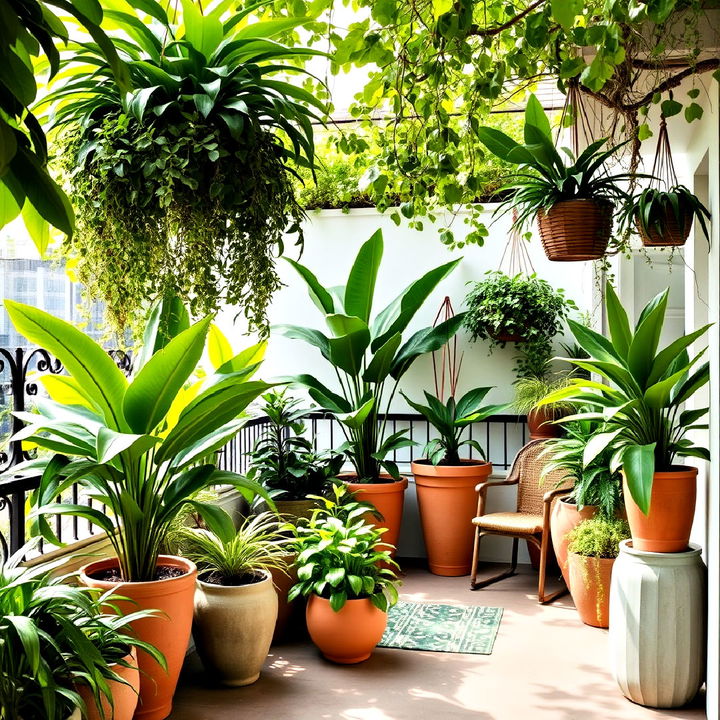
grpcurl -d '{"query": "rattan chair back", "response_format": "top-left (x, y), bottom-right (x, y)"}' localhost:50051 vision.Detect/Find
top-left (511, 440), bottom-right (572, 515)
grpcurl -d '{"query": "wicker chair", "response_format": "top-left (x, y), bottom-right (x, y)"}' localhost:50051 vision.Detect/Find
top-left (470, 439), bottom-right (572, 604)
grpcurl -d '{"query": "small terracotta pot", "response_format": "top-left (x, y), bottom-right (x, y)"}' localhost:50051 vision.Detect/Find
top-left (411, 460), bottom-right (492, 576)
top-left (567, 553), bottom-right (614, 628)
top-left (270, 554), bottom-right (300, 643)
top-left (306, 595), bottom-right (387, 664)
top-left (193, 569), bottom-right (278, 686)
top-left (623, 467), bottom-right (698, 552)
top-left (77, 650), bottom-right (140, 720)
top-left (80, 556), bottom-right (197, 720)
top-left (527, 407), bottom-right (562, 440)
top-left (343, 474), bottom-right (408, 558)
top-left (550, 498), bottom-right (599, 586)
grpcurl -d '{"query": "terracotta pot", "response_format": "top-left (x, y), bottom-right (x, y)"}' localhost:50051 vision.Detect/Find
top-left (77, 650), bottom-right (140, 720)
top-left (306, 595), bottom-right (387, 664)
top-left (411, 460), bottom-right (492, 576)
top-left (193, 569), bottom-right (277, 686)
top-left (80, 556), bottom-right (197, 720)
top-left (527, 407), bottom-right (562, 440)
top-left (550, 498), bottom-right (599, 586)
top-left (270, 554), bottom-right (300, 643)
top-left (537, 198), bottom-right (613, 261)
top-left (273, 498), bottom-right (319, 522)
top-left (567, 553), bottom-right (614, 628)
top-left (343, 474), bottom-right (408, 558)
top-left (623, 466), bottom-right (697, 552)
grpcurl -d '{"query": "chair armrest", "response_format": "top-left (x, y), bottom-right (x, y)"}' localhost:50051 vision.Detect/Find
top-left (476, 478), bottom-right (519, 494)
top-left (542, 486), bottom-right (573, 504)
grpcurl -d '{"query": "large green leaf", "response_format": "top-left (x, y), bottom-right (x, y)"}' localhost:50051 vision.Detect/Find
top-left (135, 291), bottom-right (190, 370)
top-left (284, 258), bottom-right (335, 314)
top-left (95, 427), bottom-right (159, 464)
top-left (627, 289), bottom-right (668, 385)
top-left (327, 315), bottom-right (371, 377)
top-left (622, 443), bottom-right (657, 515)
top-left (524, 93), bottom-right (552, 140)
top-left (371, 259), bottom-right (460, 350)
top-left (275, 324), bottom-right (330, 359)
top-left (338, 397), bottom-right (375, 430)
top-left (389, 314), bottom-right (465, 380)
top-left (604, 283), bottom-right (632, 358)
top-left (363, 332), bottom-right (401, 383)
top-left (646, 324), bottom-right (711, 387)
top-left (289, 374), bottom-right (350, 413)
top-left (124, 316), bottom-right (212, 433)
top-left (4, 300), bottom-right (128, 430)
top-left (455, 387), bottom-right (492, 418)
top-left (568, 318), bottom-right (624, 365)
top-left (344, 229), bottom-right (383, 322)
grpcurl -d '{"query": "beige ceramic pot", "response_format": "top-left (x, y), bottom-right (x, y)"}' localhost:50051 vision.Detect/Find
top-left (193, 569), bottom-right (278, 686)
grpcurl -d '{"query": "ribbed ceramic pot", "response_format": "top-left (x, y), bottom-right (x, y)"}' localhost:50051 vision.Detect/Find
top-left (609, 540), bottom-right (706, 708)
top-left (193, 569), bottom-right (278, 686)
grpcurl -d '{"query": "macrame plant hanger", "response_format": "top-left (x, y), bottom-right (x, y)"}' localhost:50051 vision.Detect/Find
top-left (650, 116), bottom-right (678, 192)
top-left (499, 209), bottom-right (535, 277)
top-left (432, 297), bottom-right (463, 402)
top-left (556, 77), bottom-right (595, 158)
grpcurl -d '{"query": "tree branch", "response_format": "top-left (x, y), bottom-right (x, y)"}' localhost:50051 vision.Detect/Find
top-left (466, 0), bottom-right (545, 37)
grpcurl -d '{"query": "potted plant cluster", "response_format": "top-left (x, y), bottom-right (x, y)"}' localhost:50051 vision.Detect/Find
top-left (403, 388), bottom-right (506, 576)
top-left (0, 546), bottom-right (163, 720)
top-left (280, 228), bottom-right (464, 555)
top-left (7, 295), bottom-right (273, 720)
top-left (177, 510), bottom-right (288, 687)
top-left (542, 282), bottom-right (709, 708)
top-left (541, 417), bottom-right (624, 585)
top-left (288, 485), bottom-right (400, 664)
top-left (476, 95), bottom-right (634, 261)
top-left (513, 373), bottom-right (574, 440)
top-left (43, 0), bottom-right (326, 335)
top-left (248, 389), bottom-right (344, 521)
top-left (565, 516), bottom-right (630, 628)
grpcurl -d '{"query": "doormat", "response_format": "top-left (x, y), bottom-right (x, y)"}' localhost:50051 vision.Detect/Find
top-left (378, 601), bottom-right (503, 655)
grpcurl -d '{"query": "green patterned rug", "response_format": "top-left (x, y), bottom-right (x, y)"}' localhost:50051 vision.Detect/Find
top-left (378, 601), bottom-right (503, 654)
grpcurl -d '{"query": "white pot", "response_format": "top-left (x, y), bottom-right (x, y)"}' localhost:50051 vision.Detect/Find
top-left (193, 569), bottom-right (278, 686)
top-left (609, 540), bottom-right (706, 708)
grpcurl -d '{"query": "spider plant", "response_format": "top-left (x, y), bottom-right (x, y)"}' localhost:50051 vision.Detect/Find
top-left (6, 294), bottom-right (273, 582)
top-left (177, 511), bottom-right (289, 586)
top-left (476, 95), bottom-right (634, 230)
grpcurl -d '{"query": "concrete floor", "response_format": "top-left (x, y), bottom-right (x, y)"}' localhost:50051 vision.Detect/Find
top-left (169, 565), bottom-right (707, 720)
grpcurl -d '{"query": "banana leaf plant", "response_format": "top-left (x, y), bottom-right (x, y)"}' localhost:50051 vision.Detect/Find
top-left (278, 229), bottom-right (464, 482)
top-left (4, 294), bottom-right (274, 582)
top-left (539, 282), bottom-right (710, 514)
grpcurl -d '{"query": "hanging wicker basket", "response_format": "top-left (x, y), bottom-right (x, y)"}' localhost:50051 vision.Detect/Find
top-left (537, 198), bottom-right (613, 261)
top-left (637, 201), bottom-right (693, 248)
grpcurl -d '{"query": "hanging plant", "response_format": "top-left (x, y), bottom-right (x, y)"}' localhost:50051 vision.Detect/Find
top-left (44, 1), bottom-right (326, 334)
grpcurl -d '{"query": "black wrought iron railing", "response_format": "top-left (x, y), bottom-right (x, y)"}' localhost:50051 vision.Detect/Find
top-left (0, 347), bottom-right (528, 560)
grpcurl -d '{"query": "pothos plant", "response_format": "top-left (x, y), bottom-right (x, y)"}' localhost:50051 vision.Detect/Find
top-left (43, 0), bottom-right (327, 335)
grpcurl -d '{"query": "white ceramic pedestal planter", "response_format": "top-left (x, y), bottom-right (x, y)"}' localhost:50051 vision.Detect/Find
top-left (609, 540), bottom-right (706, 708)
top-left (193, 570), bottom-right (278, 686)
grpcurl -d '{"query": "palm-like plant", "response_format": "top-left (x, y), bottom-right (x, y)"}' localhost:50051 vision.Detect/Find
top-left (540, 283), bottom-right (710, 514)
top-left (476, 95), bottom-right (634, 230)
top-left (0, 547), bottom-right (162, 720)
top-left (177, 511), bottom-right (289, 585)
top-left (6, 295), bottom-right (273, 581)
top-left (39, 0), bottom-right (328, 333)
top-left (279, 229), bottom-right (464, 482)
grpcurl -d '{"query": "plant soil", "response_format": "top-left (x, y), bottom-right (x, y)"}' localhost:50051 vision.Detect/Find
top-left (89, 565), bottom-right (186, 583)
top-left (414, 458), bottom-right (486, 467)
top-left (200, 571), bottom-right (265, 586)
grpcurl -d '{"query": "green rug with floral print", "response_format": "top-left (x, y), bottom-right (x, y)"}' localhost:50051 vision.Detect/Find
top-left (378, 601), bottom-right (503, 654)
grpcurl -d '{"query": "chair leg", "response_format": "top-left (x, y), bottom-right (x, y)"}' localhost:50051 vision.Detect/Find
top-left (537, 531), bottom-right (568, 605)
top-left (470, 524), bottom-right (482, 588)
top-left (470, 535), bottom-right (519, 591)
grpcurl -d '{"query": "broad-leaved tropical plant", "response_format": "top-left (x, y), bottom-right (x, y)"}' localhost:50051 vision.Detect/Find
top-left (477, 95), bottom-right (634, 231)
top-left (41, 0), bottom-right (327, 333)
top-left (540, 283), bottom-right (710, 515)
top-left (288, 485), bottom-right (400, 612)
top-left (279, 228), bottom-right (463, 482)
top-left (5, 294), bottom-right (273, 581)
top-left (401, 388), bottom-right (506, 465)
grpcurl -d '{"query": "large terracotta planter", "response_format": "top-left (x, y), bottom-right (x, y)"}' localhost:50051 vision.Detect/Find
top-left (550, 498), bottom-right (598, 586)
top-left (411, 460), bottom-right (492, 576)
top-left (343, 474), bottom-right (408, 558)
top-left (537, 198), bottom-right (613, 261)
top-left (306, 595), bottom-right (388, 664)
top-left (78, 650), bottom-right (140, 720)
top-left (567, 553), bottom-right (614, 628)
top-left (527, 407), bottom-right (562, 440)
top-left (193, 569), bottom-right (277, 686)
top-left (80, 555), bottom-right (197, 720)
top-left (609, 540), bottom-right (706, 707)
top-left (623, 466), bottom-right (697, 552)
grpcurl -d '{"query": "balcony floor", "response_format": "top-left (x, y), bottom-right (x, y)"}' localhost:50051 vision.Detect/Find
top-left (169, 565), bottom-right (706, 720)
